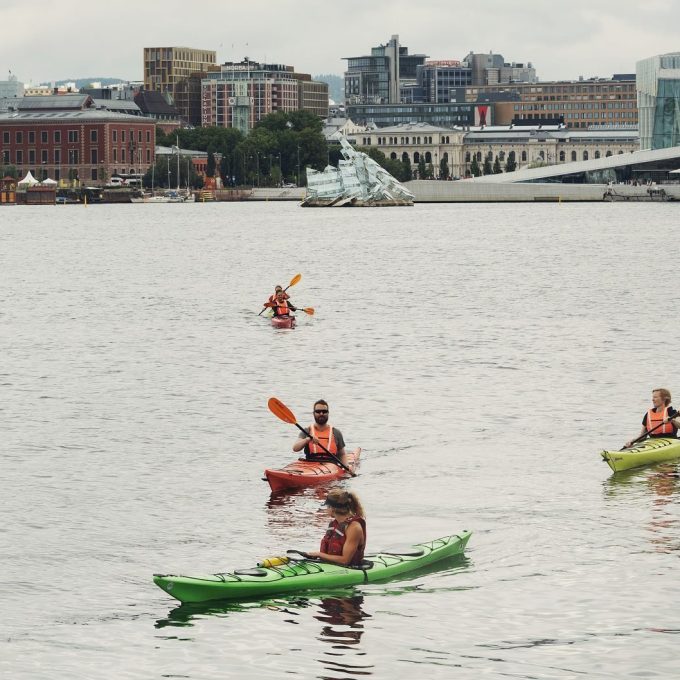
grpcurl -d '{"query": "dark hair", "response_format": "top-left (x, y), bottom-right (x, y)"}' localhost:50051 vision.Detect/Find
top-left (325, 489), bottom-right (365, 517)
top-left (314, 399), bottom-right (329, 410)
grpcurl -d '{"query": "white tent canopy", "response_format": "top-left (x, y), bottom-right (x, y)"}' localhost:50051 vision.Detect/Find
top-left (18, 171), bottom-right (39, 186)
top-left (40, 177), bottom-right (57, 185)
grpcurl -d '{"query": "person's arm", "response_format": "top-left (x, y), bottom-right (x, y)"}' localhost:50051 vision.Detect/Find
top-left (306, 522), bottom-right (363, 565)
top-left (334, 428), bottom-right (346, 458)
top-left (664, 408), bottom-right (680, 428)
top-left (288, 303), bottom-right (297, 312)
top-left (624, 426), bottom-right (647, 448)
top-left (293, 432), bottom-right (312, 453)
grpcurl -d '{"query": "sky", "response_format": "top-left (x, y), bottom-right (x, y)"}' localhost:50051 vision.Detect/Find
top-left (2, 0), bottom-right (679, 85)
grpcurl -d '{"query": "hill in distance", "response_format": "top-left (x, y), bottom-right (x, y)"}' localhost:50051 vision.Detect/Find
top-left (314, 74), bottom-right (343, 104)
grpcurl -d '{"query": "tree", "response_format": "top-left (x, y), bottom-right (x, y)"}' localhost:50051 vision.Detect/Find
top-left (493, 156), bottom-right (502, 174)
top-left (505, 151), bottom-right (517, 173)
top-left (401, 156), bottom-right (412, 181)
top-left (470, 157), bottom-right (481, 177)
top-left (439, 157), bottom-right (449, 180)
top-left (418, 156), bottom-right (426, 179)
top-left (206, 148), bottom-right (216, 178)
top-left (483, 153), bottom-right (493, 175)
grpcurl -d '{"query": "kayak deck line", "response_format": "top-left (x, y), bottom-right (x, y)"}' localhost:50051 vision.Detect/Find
top-left (601, 437), bottom-right (680, 472)
top-left (153, 532), bottom-right (471, 603)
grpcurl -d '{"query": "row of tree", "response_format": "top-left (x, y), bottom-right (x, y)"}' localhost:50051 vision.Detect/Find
top-left (469, 152), bottom-right (518, 177)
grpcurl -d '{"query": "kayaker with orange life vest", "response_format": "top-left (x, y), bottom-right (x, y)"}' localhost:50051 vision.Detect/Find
top-left (292, 399), bottom-right (348, 466)
top-left (304, 489), bottom-right (366, 566)
top-left (266, 285), bottom-right (289, 307)
top-left (264, 289), bottom-right (297, 318)
top-left (624, 388), bottom-right (680, 448)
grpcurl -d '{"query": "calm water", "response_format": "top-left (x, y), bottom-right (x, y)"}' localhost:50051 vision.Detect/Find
top-left (2, 201), bottom-right (679, 679)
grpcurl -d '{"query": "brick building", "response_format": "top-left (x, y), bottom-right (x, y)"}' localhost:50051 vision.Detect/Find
top-left (0, 95), bottom-right (155, 184)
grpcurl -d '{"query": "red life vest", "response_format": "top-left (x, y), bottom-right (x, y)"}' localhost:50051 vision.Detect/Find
top-left (320, 516), bottom-right (366, 566)
top-left (273, 298), bottom-right (290, 316)
top-left (646, 406), bottom-right (676, 436)
top-left (308, 423), bottom-right (337, 457)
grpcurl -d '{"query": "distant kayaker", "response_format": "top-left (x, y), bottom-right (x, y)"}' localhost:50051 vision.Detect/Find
top-left (293, 399), bottom-right (348, 465)
top-left (624, 388), bottom-right (680, 447)
top-left (265, 289), bottom-right (297, 317)
top-left (267, 285), bottom-right (289, 306)
top-left (305, 489), bottom-right (366, 566)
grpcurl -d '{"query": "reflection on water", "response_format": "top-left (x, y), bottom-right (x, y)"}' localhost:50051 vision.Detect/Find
top-left (265, 484), bottom-right (341, 532)
top-left (603, 462), bottom-right (680, 553)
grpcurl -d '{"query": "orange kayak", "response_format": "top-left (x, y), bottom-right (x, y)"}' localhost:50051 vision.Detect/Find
top-left (271, 315), bottom-right (296, 329)
top-left (264, 448), bottom-right (361, 492)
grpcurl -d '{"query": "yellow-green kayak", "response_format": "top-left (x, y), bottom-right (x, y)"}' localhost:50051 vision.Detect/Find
top-left (601, 437), bottom-right (680, 472)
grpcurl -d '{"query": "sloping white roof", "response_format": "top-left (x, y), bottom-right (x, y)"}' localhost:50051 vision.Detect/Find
top-left (18, 171), bottom-right (39, 186)
top-left (40, 177), bottom-right (57, 185)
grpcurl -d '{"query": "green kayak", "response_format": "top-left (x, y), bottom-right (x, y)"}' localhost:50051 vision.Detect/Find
top-left (153, 531), bottom-right (471, 604)
top-left (601, 437), bottom-right (680, 472)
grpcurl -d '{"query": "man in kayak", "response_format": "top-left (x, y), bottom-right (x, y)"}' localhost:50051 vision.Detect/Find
top-left (624, 388), bottom-right (680, 447)
top-left (266, 285), bottom-right (289, 306)
top-left (265, 289), bottom-right (297, 318)
top-left (292, 399), bottom-right (348, 466)
top-left (305, 489), bottom-right (366, 566)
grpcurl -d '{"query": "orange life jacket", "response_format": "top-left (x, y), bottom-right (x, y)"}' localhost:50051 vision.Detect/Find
top-left (308, 423), bottom-right (337, 457)
top-left (646, 406), bottom-right (675, 436)
top-left (273, 298), bottom-right (290, 316)
top-left (320, 516), bottom-right (366, 566)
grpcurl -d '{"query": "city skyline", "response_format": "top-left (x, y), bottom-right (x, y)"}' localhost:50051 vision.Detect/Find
top-left (2, 0), bottom-right (679, 85)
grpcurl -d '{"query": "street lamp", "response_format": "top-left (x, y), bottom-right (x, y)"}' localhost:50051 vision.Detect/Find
top-left (255, 150), bottom-right (259, 187)
top-left (277, 153), bottom-right (281, 186)
top-left (296, 145), bottom-right (300, 186)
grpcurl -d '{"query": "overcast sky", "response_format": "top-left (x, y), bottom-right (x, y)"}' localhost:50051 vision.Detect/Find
top-left (2, 0), bottom-right (679, 85)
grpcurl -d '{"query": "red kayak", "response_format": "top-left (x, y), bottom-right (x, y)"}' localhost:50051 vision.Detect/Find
top-left (264, 448), bottom-right (361, 492)
top-left (271, 315), bottom-right (296, 329)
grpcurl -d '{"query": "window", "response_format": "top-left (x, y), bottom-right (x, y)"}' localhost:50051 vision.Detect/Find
top-left (146, 130), bottom-right (151, 143)
top-left (16, 131), bottom-right (22, 144)
top-left (54, 149), bottom-right (61, 163)
top-left (122, 130), bottom-right (126, 143)
top-left (121, 148), bottom-right (126, 162)
top-left (41, 131), bottom-right (48, 144)
top-left (54, 130), bottom-right (61, 143)
top-left (68, 149), bottom-right (79, 164)
top-left (41, 149), bottom-right (48, 163)
top-left (90, 130), bottom-right (97, 143)
top-left (146, 149), bottom-right (151, 163)
top-left (521, 151), bottom-right (527, 162)
top-left (29, 149), bottom-right (36, 164)
top-left (138, 130), bottom-right (142, 143)
top-left (571, 151), bottom-right (577, 161)
top-left (28, 131), bottom-right (35, 144)
top-left (594, 150), bottom-right (600, 159)
top-left (113, 130), bottom-right (117, 142)
top-left (583, 151), bottom-right (589, 161)
top-left (559, 150), bottom-right (565, 161)
top-left (113, 149), bottom-right (117, 162)
top-left (16, 150), bottom-right (23, 164)
top-left (90, 149), bottom-right (98, 164)
top-left (1, 150), bottom-right (9, 164)
top-left (91, 169), bottom-right (98, 180)
top-left (605, 151), bottom-right (612, 157)
top-left (68, 130), bottom-right (78, 143)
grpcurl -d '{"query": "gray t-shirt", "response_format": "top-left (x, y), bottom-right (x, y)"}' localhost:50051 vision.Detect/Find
top-left (299, 426), bottom-right (345, 455)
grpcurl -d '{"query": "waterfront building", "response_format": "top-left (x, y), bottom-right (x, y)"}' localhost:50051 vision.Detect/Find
top-left (347, 122), bottom-right (467, 178)
top-left (201, 60), bottom-right (328, 135)
top-left (344, 35), bottom-right (427, 105)
top-left (464, 75), bottom-right (637, 129)
top-left (0, 95), bottom-right (155, 184)
top-left (462, 52), bottom-right (537, 86)
top-left (346, 123), bottom-right (638, 179)
top-left (637, 52), bottom-right (680, 150)
top-left (134, 90), bottom-right (182, 133)
top-left (143, 46), bottom-right (217, 125)
top-left (346, 101), bottom-right (481, 128)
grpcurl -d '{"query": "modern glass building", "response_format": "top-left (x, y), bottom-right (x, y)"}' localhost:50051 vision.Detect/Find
top-left (637, 53), bottom-right (680, 150)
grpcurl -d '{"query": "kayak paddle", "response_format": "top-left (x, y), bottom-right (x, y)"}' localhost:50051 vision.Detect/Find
top-left (267, 397), bottom-right (356, 476)
top-left (622, 411), bottom-right (679, 449)
top-left (258, 273), bottom-right (302, 315)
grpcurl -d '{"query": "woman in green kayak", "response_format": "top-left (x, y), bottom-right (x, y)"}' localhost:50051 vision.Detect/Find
top-left (305, 489), bottom-right (366, 567)
top-left (624, 388), bottom-right (680, 447)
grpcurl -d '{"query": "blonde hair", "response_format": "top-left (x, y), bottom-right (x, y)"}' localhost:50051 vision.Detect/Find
top-left (326, 489), bottom-right (365, 518)
top-left (653, 388), bottom-right (672, 406)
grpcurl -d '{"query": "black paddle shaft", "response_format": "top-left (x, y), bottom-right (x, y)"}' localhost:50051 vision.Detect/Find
top-left (624, 409), bottom-right (679, 449)
top-left (295, 423), bottom-right (355, 476)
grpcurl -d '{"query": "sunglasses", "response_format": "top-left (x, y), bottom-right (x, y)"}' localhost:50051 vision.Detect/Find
top-left (314, 409), bottom-right (329, 414)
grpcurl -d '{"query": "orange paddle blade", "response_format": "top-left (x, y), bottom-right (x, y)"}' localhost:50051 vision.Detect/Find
top-left (288, 273), bottom-right (302, 288)
top-left (268, 397), bottom-right (298, 424)
top-left (302, 307), bottom-right (315, 316)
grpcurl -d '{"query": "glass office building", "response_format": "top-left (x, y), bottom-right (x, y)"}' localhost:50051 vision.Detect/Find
top-left (637, 53), bottom-right (680, 149)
